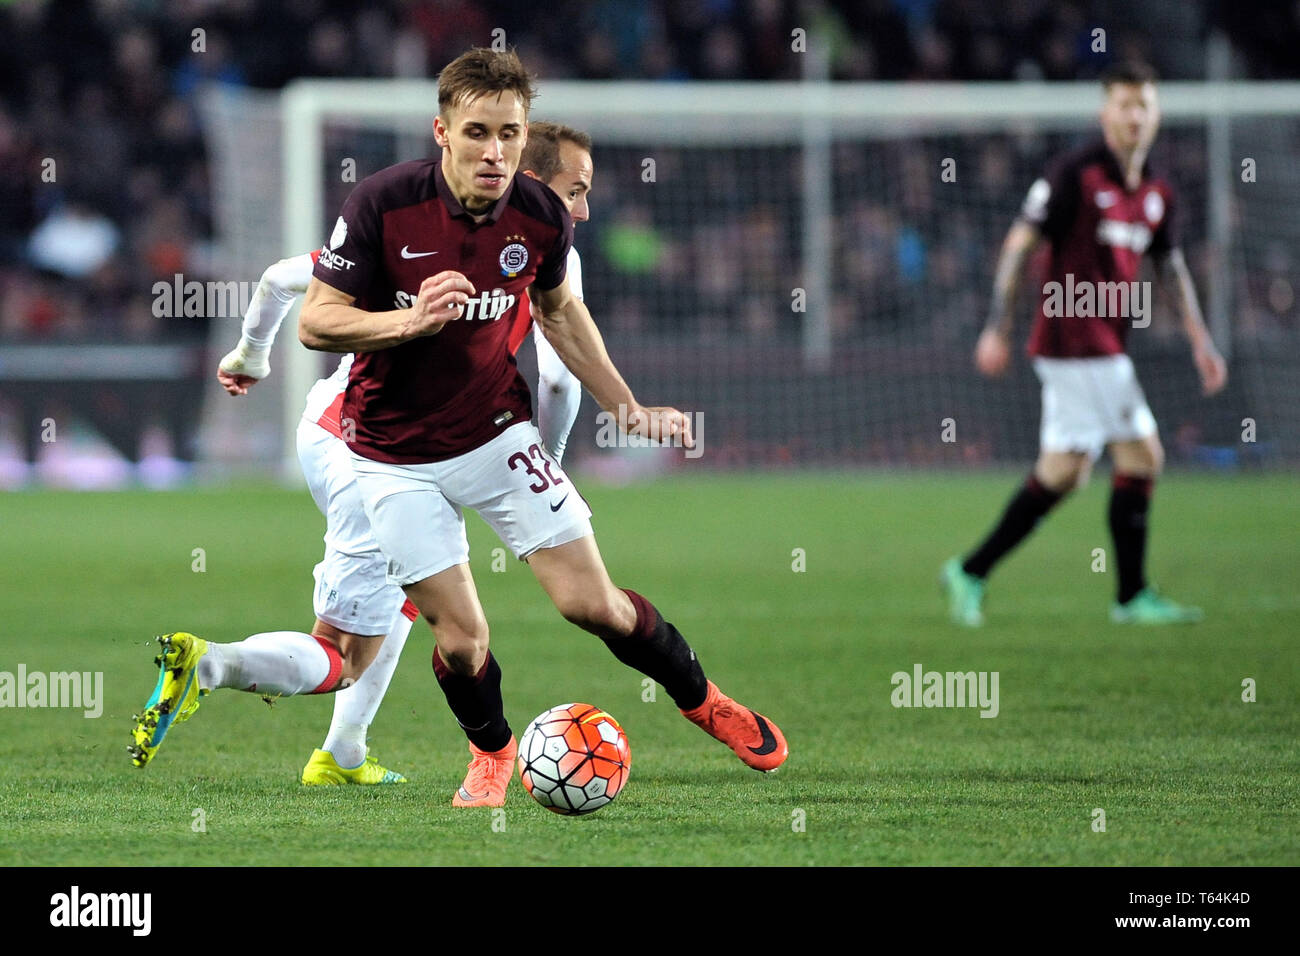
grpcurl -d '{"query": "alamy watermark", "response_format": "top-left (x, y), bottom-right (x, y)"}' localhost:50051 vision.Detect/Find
top-left (0, 666), bottom-right (103, 717)
top-left (891, 663), bottom-right (999, 718)
top-left (595, 403), bottom-right (703, 459)
top-left (1043, 273), bottom-right (1151, 328)
top-left (152, 274), bottom-right (257, 319)
top-left (50, 886), bottom-right (151, 935)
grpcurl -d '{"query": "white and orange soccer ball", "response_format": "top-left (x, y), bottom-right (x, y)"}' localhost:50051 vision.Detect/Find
top-left (518, 703), bottom-right (631, 815)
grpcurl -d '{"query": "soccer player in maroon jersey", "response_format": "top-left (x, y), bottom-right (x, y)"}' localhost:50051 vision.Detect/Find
top-left (273, 47), bottom-right (782, 805)
top-left (942, 62), bottom-right (1227, 627)
top-left (124, 125), bottom-right (597, 780)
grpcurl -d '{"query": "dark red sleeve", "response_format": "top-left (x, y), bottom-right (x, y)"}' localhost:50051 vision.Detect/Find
top-left (1021, 153), bottom-right (1080, 244)
top-left (312, 177), bottom-right (384, 298)
top-left (533, 206), bottom-right (574, 292)
top-left (1148, 183), bottom-right (1180, 262)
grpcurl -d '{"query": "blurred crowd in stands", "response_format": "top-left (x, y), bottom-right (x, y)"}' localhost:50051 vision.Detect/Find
top-left (1, 0), bottom-right (1297, 345)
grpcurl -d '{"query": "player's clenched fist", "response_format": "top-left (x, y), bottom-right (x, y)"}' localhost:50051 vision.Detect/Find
top-left (974, 327), bottom-right (1011, 377)
top-left (217, 341), bottom-right (270, 396)
top-left (624, 404), bottom-right (695, 450)
top-left (410, 270), bottom-right (476, 337)
top-left (217, 367), bottom-right (260, 396)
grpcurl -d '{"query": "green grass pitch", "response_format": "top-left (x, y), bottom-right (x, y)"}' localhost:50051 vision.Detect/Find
top-left (0, 472), bottom-right (1296, 866)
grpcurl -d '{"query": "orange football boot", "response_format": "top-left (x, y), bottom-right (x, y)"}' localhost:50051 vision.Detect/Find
top-left (452, 735), bottom-right (517, 807)
top-left (681, 681), bottom-right (788, 772)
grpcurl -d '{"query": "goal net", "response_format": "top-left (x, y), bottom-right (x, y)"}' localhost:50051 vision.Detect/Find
top-left (197, 80), bottom-right (1300, 477)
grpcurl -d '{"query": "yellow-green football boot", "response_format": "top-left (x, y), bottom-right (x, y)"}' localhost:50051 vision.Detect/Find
top-left (129, 632), bottom-right (209, 767)
top-left (301, 749), bottom-right (408, 785)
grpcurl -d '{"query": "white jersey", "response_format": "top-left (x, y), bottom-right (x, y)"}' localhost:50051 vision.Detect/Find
top-left (242, 252), bottom-right (314, 347)
top-left (552, 246), bottom-right (583, 306)
top-left (302, 354), bottom-right (354, 427)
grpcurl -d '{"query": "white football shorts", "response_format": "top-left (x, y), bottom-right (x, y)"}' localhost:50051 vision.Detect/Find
top-left (1032, 354), bottom-right (1157, 460)
top-left (296, 419), bottom-right (406, 635)
top-left (351, 421), bottom-right (594, 587)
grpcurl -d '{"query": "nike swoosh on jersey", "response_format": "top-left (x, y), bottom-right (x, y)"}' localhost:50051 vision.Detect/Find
top-left (747, 713), bottom-right (778, 756)
top-left (549, 494), bottom-right (570, 512)
top-left (400, 246), bottom-right (439, 258)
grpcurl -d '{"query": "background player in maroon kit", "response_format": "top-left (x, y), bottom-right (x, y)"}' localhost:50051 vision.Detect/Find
top-left (298, 47), bottom-right (788, 805)
top-left (943, 62), bottom-right (1227, 626)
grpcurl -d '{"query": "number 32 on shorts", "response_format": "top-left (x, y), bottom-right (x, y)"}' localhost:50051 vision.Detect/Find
top-left (507, 443), bottom-right (564, 493)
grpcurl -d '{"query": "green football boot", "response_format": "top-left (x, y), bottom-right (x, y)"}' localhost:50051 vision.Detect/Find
top-left (941, 557), bottom-right (986, 627)
top-left (1110, 587), bottom-right (1204, 625)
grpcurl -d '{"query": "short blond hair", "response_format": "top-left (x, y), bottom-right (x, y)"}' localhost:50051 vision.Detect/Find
top-left (437, 47), bottom-right (536, 117)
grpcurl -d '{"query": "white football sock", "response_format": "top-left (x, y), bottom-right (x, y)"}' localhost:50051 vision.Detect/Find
top-left (198, 631), bottom-right (334, 696)
top-left (322, 609), bottom-right (414, 768)
top-left (534, 326), bottom-right (582, 463)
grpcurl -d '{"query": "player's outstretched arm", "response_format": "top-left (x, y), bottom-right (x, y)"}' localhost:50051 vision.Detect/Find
top-left (1158, 248), bottom-right (1227, 396)
top-left (298, 272), bottom-right (476, 353)
top-left (532, 279), bottom-right (693, 449)
top-left (975, 219), bottom-right (1041, 377)
top-left (217, 253), bottom-right (316, 395)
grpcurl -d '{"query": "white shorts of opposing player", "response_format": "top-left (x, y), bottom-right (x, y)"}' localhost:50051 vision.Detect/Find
top-left (296, 419), bottom-right (406, 635)
top-left (1033, 354), bottom-right (1157, 460)
top-left (352, 422), bottom-right (594, 587)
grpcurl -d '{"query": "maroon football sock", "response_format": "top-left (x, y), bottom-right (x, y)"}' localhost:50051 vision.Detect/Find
top-left (432, 648), bottom-right (512, 752)
top-left (1109, 473), bottom-right (1154, 604)
top-left (963, 474), bottom-right (1066, 579)
top-left (602, 590), bottom-right (708, 710)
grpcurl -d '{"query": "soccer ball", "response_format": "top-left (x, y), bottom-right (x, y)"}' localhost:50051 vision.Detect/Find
top-left (518, 703), bottom-right (631, 815)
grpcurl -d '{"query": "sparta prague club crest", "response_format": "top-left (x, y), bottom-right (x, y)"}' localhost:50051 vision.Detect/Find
top-left (499, 236), bottom-right (528, 277)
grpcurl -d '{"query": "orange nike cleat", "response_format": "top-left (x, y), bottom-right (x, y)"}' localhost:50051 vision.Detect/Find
top-left (451, 735), bottom-right (517, 807)
top-left (681, 681), bottom-right (788, 772)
